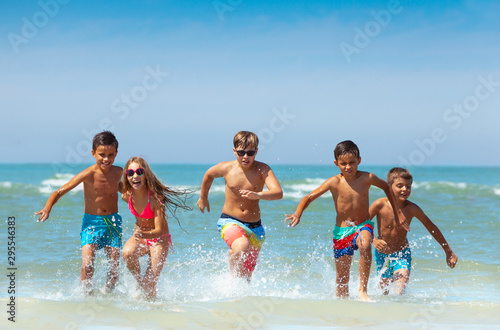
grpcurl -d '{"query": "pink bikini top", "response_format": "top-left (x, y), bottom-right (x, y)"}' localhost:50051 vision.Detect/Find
top-left (128, 190), bottom-right (155, 219)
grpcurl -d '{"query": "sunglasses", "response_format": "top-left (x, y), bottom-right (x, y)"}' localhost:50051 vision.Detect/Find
top-left (236, 150), bottom-right (256, 157)
top-left (126, 168), bottom-right (145, 177)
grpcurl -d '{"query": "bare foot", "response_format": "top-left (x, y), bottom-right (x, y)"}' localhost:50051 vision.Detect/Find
top-left (359, 291), bottom-right (374, 303)
top-left (80, 278), bottom-right (94, 295)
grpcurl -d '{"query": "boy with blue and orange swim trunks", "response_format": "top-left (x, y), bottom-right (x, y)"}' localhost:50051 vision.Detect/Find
top-left (369, 167), bottom-right (457, 295)
top-left (197, 131), bottom-right (283, 281)
top-left (36, 131), bottom-right (123, 295)
top-left (286, 140), bottom-right (409, 301)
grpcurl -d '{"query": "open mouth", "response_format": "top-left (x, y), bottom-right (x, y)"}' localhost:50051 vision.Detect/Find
top-left (131, 179), bottom-right (142, 188)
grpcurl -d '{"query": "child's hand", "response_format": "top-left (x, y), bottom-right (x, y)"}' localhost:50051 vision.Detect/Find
top-left (239, 189), bottom-right (259, 200)
top-left (446, 251), bottom-right (458, 268)
top-left (285, 213), bottom-right (301, 227)
top-left (197, 197), bottom-right (210, 213)
top-left (372, 238), bottom-right (389, 253)
top-left (35, 208), bottom-right (50, 222)
top-left (133, 229), bottom-right (144, 240)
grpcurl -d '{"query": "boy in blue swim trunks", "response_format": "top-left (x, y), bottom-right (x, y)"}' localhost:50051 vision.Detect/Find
top-left (36, 131), bottom-right (123, 294)
top-left (286, 141), bottom-right (409, 302)
top-left (369, 167), bottom-right (458, 295)
top-left (197, 131), bottom-right (283, 281)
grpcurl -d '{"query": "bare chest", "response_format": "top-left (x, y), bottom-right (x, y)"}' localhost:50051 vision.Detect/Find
top-left (85, 173), bottom-right (119, 197)
top-left (225, 169), bottom-right (263, 192)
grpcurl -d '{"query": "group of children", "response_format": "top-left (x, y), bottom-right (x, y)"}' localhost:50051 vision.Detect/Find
top-left (36, 130), bottom-right (457, 301)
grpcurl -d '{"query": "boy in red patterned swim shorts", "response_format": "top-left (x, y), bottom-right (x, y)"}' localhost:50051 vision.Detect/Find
top-left (286, 140), bottom-right (409, 301)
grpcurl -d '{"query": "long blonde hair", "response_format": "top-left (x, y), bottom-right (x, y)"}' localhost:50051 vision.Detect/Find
top-left (123, 156), bottom-right (192, 230)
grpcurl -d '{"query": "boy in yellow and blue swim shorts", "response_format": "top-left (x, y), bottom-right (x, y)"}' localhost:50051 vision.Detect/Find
top-left (197, 131), bottom-right (283, 281)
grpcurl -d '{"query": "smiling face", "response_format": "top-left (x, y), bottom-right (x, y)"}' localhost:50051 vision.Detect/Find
top-left (126, 162), bottom-right (146, 191)
top-left (391, 177), bottom-right (412, 203)
top-left (92, 145), bottom-right (117, 172)
top-left (233, 146), bottom-right (257, 168)
top-left (334, 153), bottom-right (361, 179)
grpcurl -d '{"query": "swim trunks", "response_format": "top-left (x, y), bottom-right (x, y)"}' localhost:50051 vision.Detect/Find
top-left (332, 219), bottom-right (374, 259)
top-left (375, 247), bottom-right (412, 279)
top-left (80, 213), bottom-right (122, 250)
top-left (217, 213), bottom-right (265, 272)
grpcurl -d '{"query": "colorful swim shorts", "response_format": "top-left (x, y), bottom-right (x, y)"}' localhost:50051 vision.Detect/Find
top-left (332, 219), bottom-right (374, 259)
top-left (80, 212), bottom-right (122, 250)
top-left (375, 247), bottom-right (412, 279)
top-left (217, 213), bottom-right (265, 272)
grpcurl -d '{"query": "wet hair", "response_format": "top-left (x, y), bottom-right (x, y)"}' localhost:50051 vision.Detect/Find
top-left (387, 167), bottom-right (413, 185)
top-left (233, 131), bottom-right (259, 150)
top-left (122, 156), bottom-right (192, 232)
top-left (334, 140), bottom-right (360, 160)
top-left (92, 131), bottom-right (119, 151)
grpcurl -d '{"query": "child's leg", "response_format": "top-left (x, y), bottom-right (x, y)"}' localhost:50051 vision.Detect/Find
top-left (356, 230), bottom-right (373, 301)
top-left (81, 244), bottom-right (98, 294)
top-left (143, 239), bottom-right (169, 300)
top-left (392, 269), bottom-right (410, 295)
top-left (122, 236), bottom-right (149, 285)
top-left (104, 246), bottom-right (121, 293)
top-left (222, 224), bottom-right (254, 280)
top-left (229, 236), bottom-right (252, 280)
top-left (334, 254), bottom-right (353, 298)
top-left (380, 277), bottom-right (392, 295)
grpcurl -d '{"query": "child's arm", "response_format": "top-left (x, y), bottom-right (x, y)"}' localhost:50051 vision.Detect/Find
top-left (369, 198), bottom-right (390, 253)
top-left (370, 174), bottom-right (410, 231)
top-left (285, 178), bottom-right (334, 227)
top-left (35, 170), bottom-right (89, 222)
top-left (239, 166), bottom-right (283, 201)
top-left (197, 163), bottom-right (225, 213)
top-left (121, 190), bottom-right (130, 203)
top-left (414, 206), bottom-right (458, 268)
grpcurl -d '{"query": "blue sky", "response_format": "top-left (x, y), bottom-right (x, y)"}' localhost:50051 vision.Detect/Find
top-left (1, 0), bottom-right (499, 166)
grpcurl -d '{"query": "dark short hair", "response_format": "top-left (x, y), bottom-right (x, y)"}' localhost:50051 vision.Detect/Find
top-left (92, 131), bottom-right (118, 151)
top-left (387, 167), bottom-right (413, 185)
top-left (233, 131), bottom-right (259, 149)
top-left (334, 140), bottom-right (360, 160)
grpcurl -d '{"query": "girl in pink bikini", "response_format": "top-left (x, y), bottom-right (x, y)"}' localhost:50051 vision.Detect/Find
top-left (121, 156), bottom-right (191, 300)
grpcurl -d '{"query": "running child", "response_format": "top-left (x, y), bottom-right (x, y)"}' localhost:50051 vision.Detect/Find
top-left (197, 131), bottom-right (283, 281)
top-left (286, 140), bottom-right (409, 302)
top-left (36, 131), bottom-right (123, 294)
top-left (369, 167), bottom-right (458, 295)
top-left (121, 156), bottom-right (192, 300)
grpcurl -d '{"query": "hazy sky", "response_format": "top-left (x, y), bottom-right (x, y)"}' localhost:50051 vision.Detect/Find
top-left (1, 0), bottom-right (499, 166)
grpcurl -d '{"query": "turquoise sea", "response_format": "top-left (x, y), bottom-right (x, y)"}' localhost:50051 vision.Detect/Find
top-left (1, 163), bottom-right (499, 329)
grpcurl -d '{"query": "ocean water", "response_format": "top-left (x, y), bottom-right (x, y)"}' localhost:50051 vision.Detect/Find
top-left (1, 163), bottom-right (499, 329)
